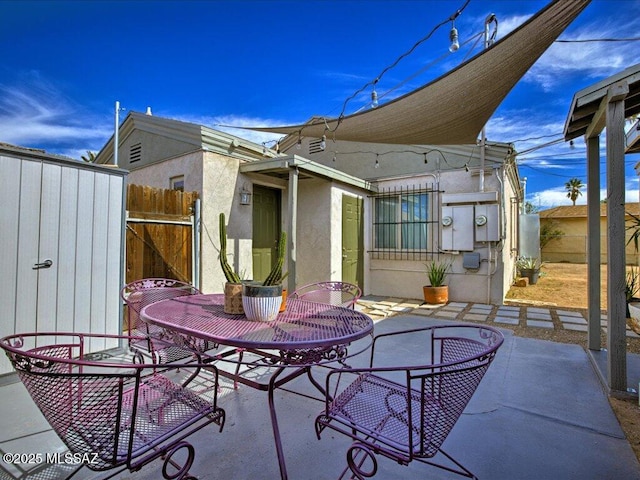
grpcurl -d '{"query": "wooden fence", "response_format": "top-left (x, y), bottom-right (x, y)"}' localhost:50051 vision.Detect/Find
top-left (125, 184), bottom-right (199, 284)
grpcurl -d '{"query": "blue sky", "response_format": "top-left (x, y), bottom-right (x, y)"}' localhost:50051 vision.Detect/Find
top-left (1, 0), bottom-right (639, 209)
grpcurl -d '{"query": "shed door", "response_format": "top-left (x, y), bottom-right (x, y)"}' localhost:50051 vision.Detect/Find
top-left (252, 186), bottom-right (280, 282)
top-left (342, 195), bottom-right (363, 288)
top-left (0, 156), bottom-right (123, 374)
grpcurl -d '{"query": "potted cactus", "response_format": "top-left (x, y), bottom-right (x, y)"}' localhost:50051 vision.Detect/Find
top-left (242, 230), bottom-right (288, 322)
top-left (219, 212), bottom-right (244, 314)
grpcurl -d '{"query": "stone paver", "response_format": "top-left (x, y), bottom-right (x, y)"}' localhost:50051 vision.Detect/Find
top-left (356, 297), bottom-right (638, 343)
top-left (433, 311), bottom-right (459, 319)
top-left (494, 316), bottom-right (520, 325)
top-left (527, 320), bottom-right (554, 329)
top-left (564, 323), bottom-right (589, 332)
top-left (463, 313), bottom-right (488, 322)
top-left (560, 315), bottom-right (587, 325)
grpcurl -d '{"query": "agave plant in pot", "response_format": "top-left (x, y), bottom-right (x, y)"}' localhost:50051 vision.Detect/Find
top-left (423, 259), bottom-right (451, 304)
top-left (516, 256), bottom-right (541, 285)
top-left (242, 230), bottom-right (288, 322)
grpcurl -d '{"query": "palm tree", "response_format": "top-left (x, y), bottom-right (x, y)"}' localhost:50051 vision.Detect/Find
top-left (81, 150), bottom-right (96, 163)
top-left (565, 177), bottom-right (584, 206)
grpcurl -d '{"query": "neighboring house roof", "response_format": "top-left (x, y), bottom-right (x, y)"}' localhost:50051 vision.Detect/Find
top-left (539, 202), bottom-right (640, 219)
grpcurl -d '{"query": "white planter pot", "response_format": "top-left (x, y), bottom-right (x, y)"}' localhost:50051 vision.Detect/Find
top-left (629, 302), bottom-right (640, 320)
top-left (242, 284), bottom-right (283, 322)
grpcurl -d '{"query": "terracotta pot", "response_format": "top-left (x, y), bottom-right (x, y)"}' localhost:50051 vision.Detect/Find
top-left (242, 284), bottom-right (283, 322)
top-left (279, 289), bottom-right (288, 312)
top-left (224, 282), bottom-right (244, 314)
top-left (423, 285), bottom-right (449, 304)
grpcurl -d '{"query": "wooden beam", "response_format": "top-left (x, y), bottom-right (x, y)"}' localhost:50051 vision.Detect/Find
top-left (585, 96), bottom-right (607, 139)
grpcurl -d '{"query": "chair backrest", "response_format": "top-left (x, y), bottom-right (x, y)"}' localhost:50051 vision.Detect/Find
top-left (121, 278), bottom-right (200, 334)
top-left (289, 281), bottom-right (362, 308)
top-left (411, 325), bottom-right (502, 457)
top-left (0, 332), bottom-right (222, 474)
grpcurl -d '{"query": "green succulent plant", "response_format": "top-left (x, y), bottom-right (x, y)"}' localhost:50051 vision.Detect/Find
top-left (219, 212), bottom-right (242, 284)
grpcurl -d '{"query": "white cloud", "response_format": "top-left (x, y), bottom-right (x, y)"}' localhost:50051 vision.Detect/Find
top-left (0, 77), bottom-right (111, 155)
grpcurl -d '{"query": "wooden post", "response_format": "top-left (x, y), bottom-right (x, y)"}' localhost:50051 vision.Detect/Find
top-left (287, 165), bottom-right (299, 293)
top-left (605, 82), bottom-right (629, 392)
top-left (586, 135), bottom-right (601, 350)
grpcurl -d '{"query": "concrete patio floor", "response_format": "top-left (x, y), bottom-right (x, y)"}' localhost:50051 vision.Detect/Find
top-left (1, 311), bottom-right (640, 479)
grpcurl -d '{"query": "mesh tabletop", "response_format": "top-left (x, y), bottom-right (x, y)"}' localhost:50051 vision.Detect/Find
top-left (141, 294), bottom-right (373, 351)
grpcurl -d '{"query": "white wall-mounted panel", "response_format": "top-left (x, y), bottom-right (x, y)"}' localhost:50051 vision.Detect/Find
top-left (441, 205), bottom-right (474, 251)
top-left (442, 191), bottom-right (499, 204)
top-left (475, 204), bottom-right (500, 242)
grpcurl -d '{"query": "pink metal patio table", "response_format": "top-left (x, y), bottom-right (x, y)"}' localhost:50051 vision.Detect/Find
top-left (141, 293), bottom-right (374, 480)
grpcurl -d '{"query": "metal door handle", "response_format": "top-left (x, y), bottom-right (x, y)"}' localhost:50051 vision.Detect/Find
top-left (33, 259), bottom-right (53, 270)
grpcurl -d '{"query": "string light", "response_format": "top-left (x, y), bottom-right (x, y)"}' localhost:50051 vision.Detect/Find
top-left (325, 0), bottom-right (471, 132)
top-left (320, 134), bottom-right (326, 151)
top-left (296, 132), bottom-right (302, 150)
top-left (371, 79), bottom-right (379, 108)
top-left (449, 21), bottom-right (460, 52)
top-left (375, 154), bottom-right (379, 168)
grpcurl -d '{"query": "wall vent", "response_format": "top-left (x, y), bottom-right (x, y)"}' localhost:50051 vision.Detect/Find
top-left (130, 143), bottom-right (142, 163)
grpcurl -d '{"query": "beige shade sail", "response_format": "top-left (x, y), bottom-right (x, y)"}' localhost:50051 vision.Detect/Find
top-left (247, 0), bottom-right (590, 145)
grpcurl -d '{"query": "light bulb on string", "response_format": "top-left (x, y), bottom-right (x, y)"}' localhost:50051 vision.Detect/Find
top-left (375, 154), bottom-right (379, 169)
top-left (449, 23), bottom-right (459, 52)
top-left (320, 134), bottom-right (326, 151)
top-left (371, 88), bottom-right (378, 108)
top-left (296, 133), bottom-right (302, 150)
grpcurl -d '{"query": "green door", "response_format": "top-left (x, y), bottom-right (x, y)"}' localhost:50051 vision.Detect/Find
top-left (252, 186), bottom-right (280, 282)
top-left (342, 195), bottom-right (363, 288)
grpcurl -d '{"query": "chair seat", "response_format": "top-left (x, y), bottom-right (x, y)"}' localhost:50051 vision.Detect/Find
top-left (320, 373), bottom-right (442, 458)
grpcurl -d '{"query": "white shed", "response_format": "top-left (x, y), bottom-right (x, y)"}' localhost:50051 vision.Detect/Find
top-left (0, 144), bottom-right (127, 375)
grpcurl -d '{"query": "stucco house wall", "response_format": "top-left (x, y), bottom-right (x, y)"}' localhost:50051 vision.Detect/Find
top-left (280, 136), bottom-right (520, 304)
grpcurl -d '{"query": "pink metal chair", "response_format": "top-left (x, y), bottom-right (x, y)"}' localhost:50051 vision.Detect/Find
top-left (289, 281), bottom-right (362, 309)
top-left (315, 324), bottom-right (504, 479)
top-left (121, 278), bottom-right (207, 364)
top-left (0, 332), bottom-right (225, 480)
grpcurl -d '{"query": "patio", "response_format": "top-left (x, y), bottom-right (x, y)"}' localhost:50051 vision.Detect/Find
top-left (1, 310), bottom-right (639, 480)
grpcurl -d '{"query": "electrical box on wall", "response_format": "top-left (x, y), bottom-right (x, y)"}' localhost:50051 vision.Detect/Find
top-left (441, 205), bottom-right (474, 251)
top-left (474, 204), bottom-right (500, 242)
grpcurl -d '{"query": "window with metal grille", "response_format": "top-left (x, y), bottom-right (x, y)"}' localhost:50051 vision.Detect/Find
top-left (370, 184), bottom-right (439, 260)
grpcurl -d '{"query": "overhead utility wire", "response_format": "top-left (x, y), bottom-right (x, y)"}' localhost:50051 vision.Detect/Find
top-left (555, 37), bottom-right (640, 43)
top-left (327, 0), bottom-right (471, 133)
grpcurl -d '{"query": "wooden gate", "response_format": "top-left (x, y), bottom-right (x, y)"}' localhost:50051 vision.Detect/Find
top-left (125, 184), bottom-right (199, 284)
